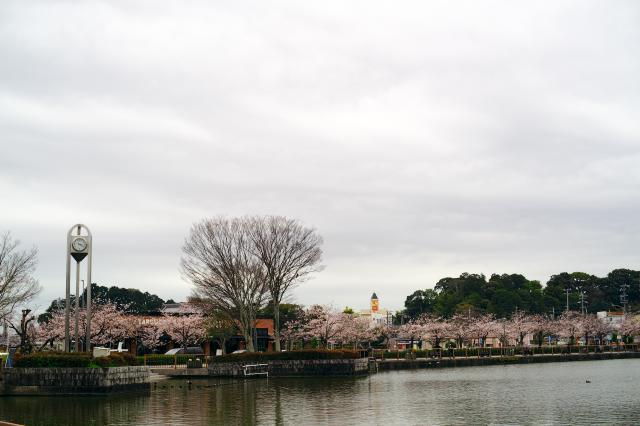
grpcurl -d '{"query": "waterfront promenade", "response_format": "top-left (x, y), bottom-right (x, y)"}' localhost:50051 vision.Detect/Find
top-left (136, 345), bottom-right (639, 377)
top-left (377, 350), bottom-right (640, 371)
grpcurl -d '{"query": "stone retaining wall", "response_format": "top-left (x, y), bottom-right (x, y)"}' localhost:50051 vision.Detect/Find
top-left (153, 367), bottom-right (209, 377)
top-left (379, 352), bottom-right (640, 371)
top-left (0, 366), bottom-right (151, 395)
top-left (208, 358), bottom-right (369, 377)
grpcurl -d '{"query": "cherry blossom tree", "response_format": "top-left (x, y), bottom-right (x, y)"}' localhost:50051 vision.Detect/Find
top-left (528, 315), bottom-right (554, 347)
top-left (88, 303), bottom-right (129, 346)
top-left (506, 312), bottom-right (536, 347)
top-left (397, 319), bottom-right (423, 349)
top-left (373, 323), bottom-right (392, 349)
top-left (579, 314), bottom-right (607, 346)
top-left (557, 311), bottom-right (583, 346)
top-left (280, 317), bottom-right (307, 350)
top-left (39, 303), bottom-right (129, 349)
top-left (139, 321), bottom-right (165, 350)
top-left (467, 314), bottom-right (497, 347)
top-left (590, 316), bottom-right (612, 346)
top-left (161, 309), bottom-right (206, 350)
top-left (336, 315), bottom-right (375, 349)
top-left (449, 314), bottom-right (472, 349)
top-left (124, 315), bottom-right (165, 352)
top-left (619, 314), bottom-right (640, 341)
top-left (36, 308), bottom-right (66, 350)
top-left (304, 305), bottom-right (344, 348)
top-left (420, 315), bottom-right (451, 349)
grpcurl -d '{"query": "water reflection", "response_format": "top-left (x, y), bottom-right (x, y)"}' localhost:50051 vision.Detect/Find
top-left (1, 359), bottom-right (639, 425)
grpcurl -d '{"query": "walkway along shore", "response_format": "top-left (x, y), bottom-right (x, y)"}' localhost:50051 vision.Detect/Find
top-left (376, 351), bottom-right (640, 371)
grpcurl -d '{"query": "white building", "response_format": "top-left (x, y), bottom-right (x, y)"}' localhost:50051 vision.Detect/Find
top-left (597, 311), bottom-right (625, 329)
top-left (357, 292), bottom-right (394, 327)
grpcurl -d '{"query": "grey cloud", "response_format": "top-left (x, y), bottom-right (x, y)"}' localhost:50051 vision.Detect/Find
top-left (1, 0), bottom-right (639, 311)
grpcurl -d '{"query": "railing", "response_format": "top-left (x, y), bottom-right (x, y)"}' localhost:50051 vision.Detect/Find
top-left (138, 345), bottom-right (638, 367)
top-left (372, 344), bottom-right (639, 360)
top-left (243, 363), bottom-right (269, 377)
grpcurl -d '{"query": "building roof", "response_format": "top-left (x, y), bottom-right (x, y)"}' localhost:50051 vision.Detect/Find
top-left (371, 292), bottom-right (378, 300)
top-left (161, 302), bottom-right (200, 315)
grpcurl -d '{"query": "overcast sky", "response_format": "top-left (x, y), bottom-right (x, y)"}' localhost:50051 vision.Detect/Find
top-left (1, 1), bottom-right (639, 313)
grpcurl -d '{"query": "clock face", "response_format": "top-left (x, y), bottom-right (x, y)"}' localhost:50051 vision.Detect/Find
top-left (72, 237), bottom-right (88, 252)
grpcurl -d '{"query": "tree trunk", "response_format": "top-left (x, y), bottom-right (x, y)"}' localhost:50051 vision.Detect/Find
top-left (244, 329), bottom-right (255, 352)
top-left (240, 312), bottom-right (256, 352)
top-left (274, 302), bottom-right (281, 352)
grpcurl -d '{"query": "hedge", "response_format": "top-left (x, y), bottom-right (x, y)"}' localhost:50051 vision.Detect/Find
top-left (138, 354), bottom-right (197, 366)
top-left (211, 349), bottom-right (361, 363)
top-left (14, 352), bottom-right (92, 368)
top-left (381, 348), bottom-right (508, 359)
top-left (93, 352), bottom-right (138, 368)
top-left (13, 351), bottom-right (138, 368)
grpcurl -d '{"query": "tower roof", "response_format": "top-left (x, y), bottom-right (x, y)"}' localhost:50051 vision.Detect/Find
top-left (371, 292), bottom-right (378, 300)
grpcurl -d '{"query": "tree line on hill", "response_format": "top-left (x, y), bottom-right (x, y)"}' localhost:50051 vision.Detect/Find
top-left (400, 269), bottom-right (640, 321)
top-left (38, 284), bottom-right (175, 324)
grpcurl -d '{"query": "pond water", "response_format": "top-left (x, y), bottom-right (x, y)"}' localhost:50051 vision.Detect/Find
top-left (1, 359), bottom-right (639, 425)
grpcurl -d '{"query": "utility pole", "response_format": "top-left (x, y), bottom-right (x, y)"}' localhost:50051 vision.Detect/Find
top-left (620, 284), bottom-right (629, 314)
top-left (580, 291), bottom-right (586, 316)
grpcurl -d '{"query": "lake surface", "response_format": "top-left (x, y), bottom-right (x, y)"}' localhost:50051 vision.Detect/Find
top-left (1, 359), bottom-right (639, 425)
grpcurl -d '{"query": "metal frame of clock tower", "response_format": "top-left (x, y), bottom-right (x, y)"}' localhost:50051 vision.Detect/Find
top-left (65, 224), bottom-right (93, 353)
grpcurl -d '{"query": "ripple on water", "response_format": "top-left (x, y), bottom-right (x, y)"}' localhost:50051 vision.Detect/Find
top-left (1, 359), bottom-right (639, 425)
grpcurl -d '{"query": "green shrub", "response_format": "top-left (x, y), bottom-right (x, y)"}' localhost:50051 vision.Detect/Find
top-left (13, 351), bottom-right (139, 368)
top-left (14, 351), bottom-right (91, 368)
top-left (93, 353), bottom-right (139, 368)
top-left (211, 349), bottom-right (360, 364)
top-left (140, 354), bottom-right (195, 366)
top-left (140, 355), bottom-right (175, 366)
top-left (94, 357), bottom-right (111, 368)
top-left (109, 352), bottom-right (138, 366)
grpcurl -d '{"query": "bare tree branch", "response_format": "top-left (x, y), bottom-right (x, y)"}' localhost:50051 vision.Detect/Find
top-left (181, 217), bottom-right (267, 352)
top-left (248, 216), bottom-right (323, 351)
top-left (0, 232), bottom-right (41, 321)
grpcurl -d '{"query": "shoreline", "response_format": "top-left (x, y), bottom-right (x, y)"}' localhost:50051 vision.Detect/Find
top-left (376, 351), bottom-right (640, 371)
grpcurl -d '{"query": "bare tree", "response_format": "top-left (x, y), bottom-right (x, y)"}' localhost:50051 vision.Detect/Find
top-left (7, 308), bottom-right (36, 353)
top-left (249, 216), bottom-right (323, 351)
top-left (181, 217), bottom-right (267, 352)
top-left (0, 232), bottom-right (41, 320)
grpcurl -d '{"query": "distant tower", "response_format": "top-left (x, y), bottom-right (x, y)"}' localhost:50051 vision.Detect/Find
top-left (370, 292), bottom-right (379, 313)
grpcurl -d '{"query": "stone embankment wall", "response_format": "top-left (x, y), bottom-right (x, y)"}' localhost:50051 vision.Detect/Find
top-left (0, 366), bottom-right (151, 395)
top-left (208, 358), bottom-right (369, 377)
top-left (379, 352), bottom-right (640, 371)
